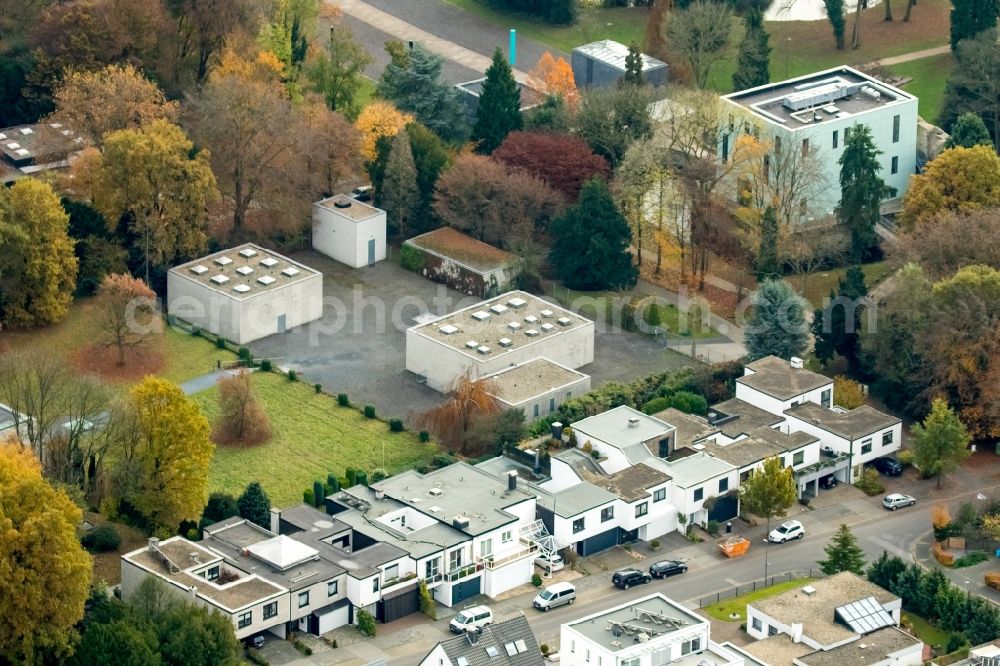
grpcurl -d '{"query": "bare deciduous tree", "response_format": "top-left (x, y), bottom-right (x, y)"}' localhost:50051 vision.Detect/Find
top-left (0, 350), bottom-right (68, 460)
top-left (665, 1), bottom-right (734, 88)
top-left (415, 373), bottom-right (500, 455)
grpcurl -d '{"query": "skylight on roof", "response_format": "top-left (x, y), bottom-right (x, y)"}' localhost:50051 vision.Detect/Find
top-left (498, 337), bottom-right (512, 347)
top-left (525, 329), bottom-right (539, 337)
top-left (457, 658), bottom-right (469, 666)
top-left (504, 642), bottom-right (518, 656)
top-left (190, 265), bottom-right (208, 275)
top-left (507, 297), bottom-right (527, 308)
top-left (257, 275), bottom-right (276, 286)
top-left (214, 256), bottom-right (233, 266)
top-left (211, 275), bottom-right (229, 284)
top-left (233, 284), bottom-right (251, 294)
top-left (514, 639), bottom-right (527, 653)
top-left (472, 310), bottom-right (490, 321)
top-left (524, 315), bottom-right (538, 324)
top-left (260, 257), bottom-right (279, 268)
top-left (239, 248), bottom-right (257, 258)
top-left (490, 304), bottom-right (508, 315)
top-left (281, 267), bottom-right (300, 277)
top-left (19, 127), bottom-right (32, 135)
top-left (465, 340), bottom-right (479, 349)
top-left (485, 646), bottom-right (500, 658)
top-left (557, 317), bottom-right (572, 326)
top-left (540, 323), bottom-right (554, 333)
top-left (6, 143), bottom-right (19, 150)
top-left (835, 596), bottom-right (894, 635)
top-left (14, 149), bottom-right (29, 157)
top-left (540, 309), bottom-right (553, 317)
top-left (236, 266), bottom-right (253, 276)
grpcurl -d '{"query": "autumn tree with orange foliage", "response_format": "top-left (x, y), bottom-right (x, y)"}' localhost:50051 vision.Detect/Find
top-left (95, 273), bottom-right (157, 366)
top-left (355, 100), bottom-right (415, 161)
top-left (213, 371), bottom-right (272, 446)
top-left (529, 52), bottom-right (579, 107)
top-left (415, 373), bottom-right (500, 455)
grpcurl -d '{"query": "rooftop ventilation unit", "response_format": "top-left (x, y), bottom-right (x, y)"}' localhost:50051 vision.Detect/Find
top-left (428, 506), bottom-right (442, 513)
top-left (507, 297), bottom-right (528, 309)
top-left (472, 310), bottom-right (490, 321)
top-left (628, 417), bottom-right (640, 427)
top-left (782, 80), bottom-right (860, 111)
top-left (540, 309), bottom-right (554, 318)
top-left (233, 284), bottom-right (251, 294)
top-left (236, 266), bottom-right (253, 276)
top-left (860, 86), bottom-right (881, 101)
top-left (508, 322), bottom-right (521, 331)
top-left (214, 256), bottom-right (233, 266)
top-left (19, 127), bottom-right (32, 135)
top-left (490, 304), bottom-right (508, 315)
top-left (477, 345), bottom-right (491, 355)
top-left (823, 105), bottom-right (840, 114)
top-left (239, 248), bottom-right (257, 258)
top-left (524, 315), bottom-right (538, 324)
top-left (802, 585), bottom-right (817, 596)
top-left (211, 275), bottom-right (230, 284)
top-left (557, 317), bottom-right (572, 326)
top-left (281, 267), bottom-right (299, 277)
top-left (0, 134), bottom-right (6, 140)
top-left (438, 324), bottom-right (458, 335)
top-left (465, 340), bottom-right (479, 349)
top-left (525, 329), bottom-right (539, 337)
top-left (257, 275), bottom-right (276, 286)
top-left (260, 257), bottom-right (279, 268)
top-left (452, 515), bottom-right (470, 529)
top-left (498, 337), bottom-right (512, 347)
top-left (428, 488), bottom-right (443, 497)
top-left (190, 265), bottom-right (208, 275)
top-left (408, 497), bottom-right (421, 504)
top-left (540, 323), bottom-right (554, 333)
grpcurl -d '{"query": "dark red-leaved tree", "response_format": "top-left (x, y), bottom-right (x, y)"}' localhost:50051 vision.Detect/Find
top-left (493, 131), bottom-right (610, 202)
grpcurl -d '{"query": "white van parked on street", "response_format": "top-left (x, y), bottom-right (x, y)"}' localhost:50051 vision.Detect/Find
top-left (532, 582), bottom-right (576, 612)
top-left (449, 605), bottom-right (493, 633)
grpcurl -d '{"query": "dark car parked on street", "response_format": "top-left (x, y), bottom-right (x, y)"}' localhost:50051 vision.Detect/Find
top-left (870, 457), bottom-right (903, 476)
top-left (649, 560), bottom-right (688, 579)
top-left (612, 568), bottom-right (652, 589)
top-left (819, 474), bottom-right (838, 489)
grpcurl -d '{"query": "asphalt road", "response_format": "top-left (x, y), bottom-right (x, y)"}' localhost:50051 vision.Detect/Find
top-left (387, 507), bottom-right (930, 666)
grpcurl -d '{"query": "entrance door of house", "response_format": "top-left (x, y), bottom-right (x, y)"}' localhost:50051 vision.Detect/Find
top-left (368, 238), bottom-right (376, 266)
top-left (277, 314), bottom-right (286, 334)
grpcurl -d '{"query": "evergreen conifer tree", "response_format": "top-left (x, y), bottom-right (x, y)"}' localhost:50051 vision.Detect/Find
top-left (823, 0), bottom-right (847, 49)
top-left (621, 42), bottom-right (645, 87)
top-left (755, 206), bottom-right (779, 280)
top-left (377, 44), bottom-right (468, 142)
top-left (473, 48), bottom-right (522, 154)
top-left (945, 112), bottom-right (994, 149)
top-left (950, 0), bottom-right (999, 51)
top-left (381, 131), bottom-right (419, 237)
top-left (819, 524), bottom-right (867, 575)
top-left (744, 279), bottom-right (809, 360)
top-left (237, 482), bottom-right (271, 529)
top-left (812, 265), bottom-right (868, 368)
top-left (549, 178), bottom-right (637, 290)
top-left (732, 7), bottom-right (771, 91)
top-left (838, 124), bottom-right (892, 263)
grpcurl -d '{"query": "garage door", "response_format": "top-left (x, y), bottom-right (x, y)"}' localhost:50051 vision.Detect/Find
top-left (451, 577), bottom-right (482, 605)
top-left (311, 600), bottom-right (351, 635)
top-left (579, 527), bottom-right (619, 556)
top-left (377, 582), bottom-right (419, 623)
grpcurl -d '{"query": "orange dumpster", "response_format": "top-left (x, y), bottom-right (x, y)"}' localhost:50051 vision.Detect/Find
top-left (717, 535), bottom-right (750, 558)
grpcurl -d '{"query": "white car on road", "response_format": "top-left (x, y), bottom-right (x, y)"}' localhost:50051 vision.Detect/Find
top-left (767, 520), bottom-right (805, 543)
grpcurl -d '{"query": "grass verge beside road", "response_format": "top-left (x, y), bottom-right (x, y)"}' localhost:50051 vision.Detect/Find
top-left (701, 578), bottom-right (812, 622)
top-left (194, 372), bottom-right (439, 508)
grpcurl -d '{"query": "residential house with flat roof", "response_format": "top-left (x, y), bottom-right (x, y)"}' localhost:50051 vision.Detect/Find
top-left (419, 615), bottom-right (545, 666)
top-left (744, 572), bottom-right (920, 666)
top-left (406, 291), bottom-right (594, 392)
top-left (722, 66), bottom-right (918, 220)
top-left (571, 40), bottom-right (668, 89)
top-left (312, 194), bottom-right (386, 268)
top-left (327, 462), bottom-right (539, 607)
top-left (483, 357), bottom-right (591, 421)
top-left (561, 593), bottom-right (747, 666)
top-left (736, 356), bottom-right (834, 416)
top-left (0, 122), bottom-right (85, 184)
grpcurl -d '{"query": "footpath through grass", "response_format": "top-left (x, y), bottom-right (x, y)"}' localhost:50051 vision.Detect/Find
top-left (194, 372), bottom-right (440, 508)
top-left (701, 578), bottom-right (813, 622)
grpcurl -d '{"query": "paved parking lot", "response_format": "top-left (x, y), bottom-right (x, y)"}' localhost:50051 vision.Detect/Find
top-left (247, 251), bottom-right (696, 423)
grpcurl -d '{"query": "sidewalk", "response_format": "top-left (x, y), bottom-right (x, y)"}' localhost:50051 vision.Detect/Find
top-left (913, 530), bottom-right (1000, 605)
top-left (178, 368), bottom-right (248, 395)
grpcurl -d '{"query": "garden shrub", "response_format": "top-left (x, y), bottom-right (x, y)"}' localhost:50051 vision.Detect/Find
top-left (531, 573), bottom-right (542, 587)
top-left (186, 527), bottom-right (200, 540)
top-left (954, 552), bottom-right (989, 568)
top-left (706, 520), bottom-right (721, 537)
top-left (246, 649), bottom-right (269, 666)
top-left (371, 468), bottom-right (389, 482)
top-left (216, 336), bottom-right (227, 349)
top-left (303, 488), bottom-right (315, 505)
top-left (363, 405), bottom-right (376, 419)
top-left (314, 383), bottom-right (322, 394)
top-left (389, 418), bottom-right (404, 432)
top-left (291, 638), bottom-right (312, 656)
top-left (287, 369), bottom-right (298, 382)
top-left (897, 450), bottom-right (914, 467)
top-left (400, 244), bottom-right (425, 272)
top-left (323, 483), bottom-right (333, 496)
top-left (932, 541), bottom-right (955, 566)
top-left (669, 391), bottom-right (708, 415)
top-left (238, 347), bottom-right (253, 362)
top-left (641, 396), bottom-right (671, 415)
top-left (853, 468), bottom-right (884, 496)
top-left (260, 359), bottom-right (272, 372)
top-left (326, 474), bottom-right (340, 492)
top-left (337, 393), bottom-right (350, 406)
top-left (357, 609), bottom-right (377, 637)
top-left (355, 471), bottom-right (368, 486)
top-left (312, 480), bottom-right (324, 506)
top-left (419, 430), bottom-right (430, 442)
top-left (81, 524), bottom-right (121, 553)
top-left (650, 539), bottom-right (660, 549)
top-left (346, 468), bottom-right (358, 486)
top-left (432, 453), bottom-right (455, 468)
top-left (540, 644), bottom-right (550, 656)
top-left (986, 572), bottom-right (1000, 591)
top-left (418, 579), bottom-right (436, 620)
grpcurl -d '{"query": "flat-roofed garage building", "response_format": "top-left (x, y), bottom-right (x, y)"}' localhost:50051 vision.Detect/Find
top-left (406, 291), bottom-right (594, 392)
top-left (167, 243), bottom-right (322, 345)
top-left (482, 357), bottom-right (591, 420)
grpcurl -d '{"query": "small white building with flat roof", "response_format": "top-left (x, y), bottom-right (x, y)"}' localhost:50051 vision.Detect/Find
top-left (405, 291), bottom-right (594, 392)
top-left (312, 194), bottom-right (386, 268)
top-left (167, 243), bottom-right (322, 345)
top-left (482, 357), bottom-right (590, 420)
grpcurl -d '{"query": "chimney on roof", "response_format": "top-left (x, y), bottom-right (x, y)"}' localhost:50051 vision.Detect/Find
top-left (508, 470), bottom-right (518, 491)
top-left (270, 507), bottom-right (280, 534)
top-left (791, 623), bottom-right (804, 643)
top-left (790, 357), bottom-right (804, 369)
top-left (148, 537), bottom-right (159, 550)
top-left (467, 628), bottom-right (481, 645)
top-left (628, 417), bottom-right (640, 427)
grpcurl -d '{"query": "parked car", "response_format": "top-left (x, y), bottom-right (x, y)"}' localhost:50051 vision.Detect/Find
top-left (249, 635), bottom-right (265, 649)
top-left (612, 568), bottom-right (652, 589)
top-left (767, 520), bottom-right (805, 543)
top-left (351, 185), bottom-right (373, 202)
top-left (534, 553), bottom-right (564, 572)
top-left (819, 474), bottom-right (838, 489)
top-left (870, 457), bottom-right (903, 476)
top-left (882, 493), bottom-right (916, 511)
top-left (532, 582), bottom-right (576, 611)
top-left (649, 560), bottom-right (688, 579)
top-left (449, 605), bottom-right (493, 633)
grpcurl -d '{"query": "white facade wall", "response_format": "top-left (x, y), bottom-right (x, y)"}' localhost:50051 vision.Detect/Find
top-left (346, 572), bottom-right (382, 609)
top-left (289, 575), bottom-right (344, 624)
top-left (167, 271), bottom-right (323, 345)
top-left (782, 415), bottom-right (901, 482)
top-left (735, 381), bottom-right (833, 418)
top-left (482, 556), bottom-right (533, 598)
top-left (312, 202), bottom-right (386, 268)
top-left (554, 502), bottom-right (617, 549)
top-left (420, 644), bottom-right (451, 666)
top-left (499, 374), bottom-right (592, 421)
top-left (671, 469), bottom-right (739, 527)
top-left (572, 435), bottom-right (631, 474)
top-left (405, 323), bottom-right (595, 392)
top-left (561, 619), bottom-right (712, 666)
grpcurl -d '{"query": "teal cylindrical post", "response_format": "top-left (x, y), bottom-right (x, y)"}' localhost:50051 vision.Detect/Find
top-left (509, 29), bottom-right (517, 66)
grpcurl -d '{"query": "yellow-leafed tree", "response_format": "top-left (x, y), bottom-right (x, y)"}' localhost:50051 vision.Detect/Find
top-left (355, 100), bottom-right (414, 161)
top-left (529, 52), bottom-right (579, 107)
top-left (899, 145), bottom-right (1000, 229)
top-left (109, 377), bottom-right (213, 532)
top-left (0, 446), bottom-right (92, 664)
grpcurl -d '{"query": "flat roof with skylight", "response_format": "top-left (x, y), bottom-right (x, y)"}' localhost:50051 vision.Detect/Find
top-left (724, 66), bottom-right (915, 130)
top-left (408, 290), bottom-right (589, 358)
top-left (564, 593), bottom-right (707, 652)
top-left (168, 243), bottom-right (319, 301)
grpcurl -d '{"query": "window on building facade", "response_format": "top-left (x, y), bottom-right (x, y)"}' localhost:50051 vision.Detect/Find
top-left (893, 114), bottom-right (900, 142)
top-left (653, 488), bottom-right (666, 502)
top-left (480, 539), bottom-right (492, 558)
top-left (793, 451), bottom-right (804, 466)
top-left (861, 440), bottom-right (872, 455)
top-left (821, 388), bottom-right (831, 408)
top-left (449, 549), bottom-right (462, 571)
top-left (802, 138), bottom-right (809, 156)
top-left (573, 518), bottom-right (585, 533)
top-left (621, 658), bottom-right (639, 666)
top-left (207, 566), bottom-right (219, 581)
top-left (533, 404), bottom-right (539, 418)
top-left (832, 130), bottom-right (838, 148)
top-left (426, 558), bottom-right (440, 579)
top-left (763, 154), bottom-right (770, 182)
top-left (263, 601), bottom-right (277, 619)
top-left (549, 398), bottom-right (555, 413)
top-left (722, 133), bottom-right (729, 162)
top-left (682, 637), bottom-right (702, 655)
top-left (719, 477), bottom-right (729, 493)
top-left (238, 611), bottom-right (252, 628)
top-left (298, 591), bottom-right (309, 608)
top-left (693, 487), bottom-right (704, 502)
top-left (373, 577), bottom-right (380, 593)
top-left (883, 431), bottom-right (893, 447)
top-left (328, 580), bottom-right (339, 596)
top-left (601, 506), bottom-right (614, 522)
top-left (752, 617), bottom-right (762, 631)
top-left (635, 502), bottom-right (648, 517)
top-left (891, 156), bottom-right (898, 174)
top-left (502, 530), bottom-right (512, 543)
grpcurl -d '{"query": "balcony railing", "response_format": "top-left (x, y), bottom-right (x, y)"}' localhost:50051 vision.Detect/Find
top-left (442, 563), bottom-right (485, 582)
top-left (476, 543), bottom-right (538, 570)
top-left (793, 453), bottom-right (850, 479)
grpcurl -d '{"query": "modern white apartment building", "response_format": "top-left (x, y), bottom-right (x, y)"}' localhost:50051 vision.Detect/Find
top-left (722, 66), bottom-right (918, 219)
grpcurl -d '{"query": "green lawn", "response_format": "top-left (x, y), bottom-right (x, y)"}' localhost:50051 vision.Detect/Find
top-left (193, 372), bottom-right (440, 508)
top-left (797, 261), bottom-right (895, 309)
top-left (903, 611), bottom-right (949, 648)
top-left (547, 285), bottom-right (720, 338)
top-left (888, 53), bottom-right (955, 123)
top-left (356, 76), bottom-right (377, 111)
top-left (701, 578), bottom-right (814, 622)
